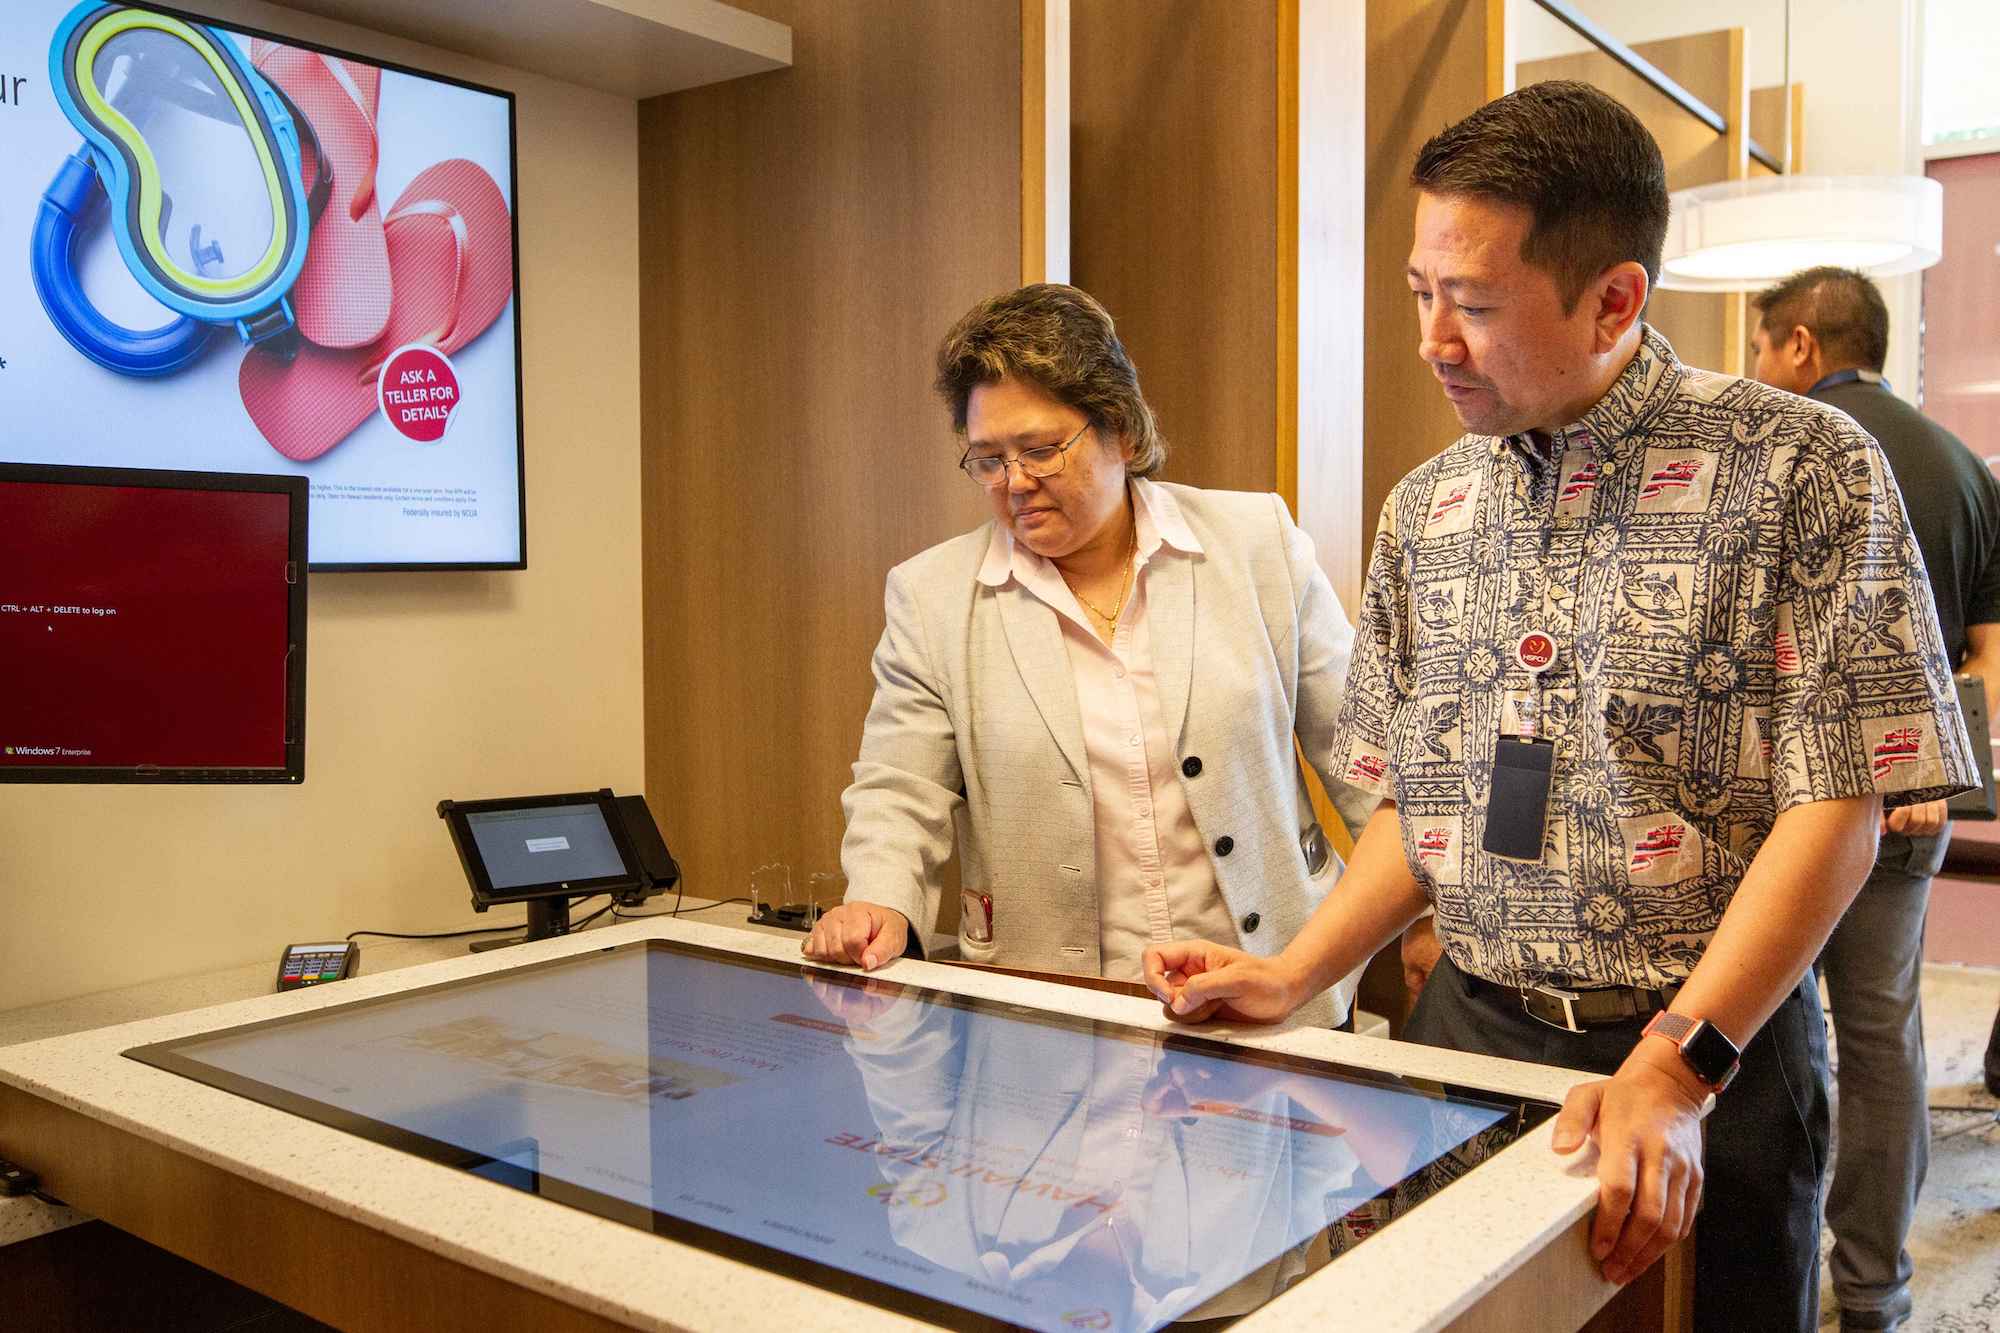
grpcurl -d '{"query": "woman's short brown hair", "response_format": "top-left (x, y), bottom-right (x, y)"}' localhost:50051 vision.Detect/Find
top-left (934, 283), bottom-right (1167, 478)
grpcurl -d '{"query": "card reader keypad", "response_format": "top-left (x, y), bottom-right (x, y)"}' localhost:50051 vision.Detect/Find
top-left (283, 949), bottom-right (348, 986)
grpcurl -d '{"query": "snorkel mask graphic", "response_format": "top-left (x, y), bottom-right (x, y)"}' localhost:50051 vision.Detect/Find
top-left (32, 3), bottom-right (325, 376)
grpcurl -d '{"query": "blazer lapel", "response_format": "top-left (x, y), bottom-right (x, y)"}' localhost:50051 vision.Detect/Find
top-left (1150, 552), bottom-right (1195, 749)
top-left (995, 585), bottom-right (1091, 783)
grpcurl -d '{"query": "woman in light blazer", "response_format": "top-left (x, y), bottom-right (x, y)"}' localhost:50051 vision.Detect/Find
top-left (805, 285), bottom-right (1373, 1026)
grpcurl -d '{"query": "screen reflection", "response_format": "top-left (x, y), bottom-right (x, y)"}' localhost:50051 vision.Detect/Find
top-left (132, 942), bottom-right (1535, 1333)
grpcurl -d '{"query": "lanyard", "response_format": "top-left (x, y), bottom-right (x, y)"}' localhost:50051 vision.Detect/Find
top-left (1495, 435), bottom-right (1567, 738)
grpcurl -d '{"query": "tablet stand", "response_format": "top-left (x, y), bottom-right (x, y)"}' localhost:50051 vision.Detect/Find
top-left (469, 897), bottom-right (575, 953)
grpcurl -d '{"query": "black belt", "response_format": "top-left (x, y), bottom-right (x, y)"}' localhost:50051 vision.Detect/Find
top-left (1465, 971), bottom-right (1682, 1033)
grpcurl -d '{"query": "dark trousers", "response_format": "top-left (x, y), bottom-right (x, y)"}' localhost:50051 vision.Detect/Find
top-left (1404, 954), bottom-right (1831, 1333)
top-left (1815, 857), bottom-right (1932, 1323)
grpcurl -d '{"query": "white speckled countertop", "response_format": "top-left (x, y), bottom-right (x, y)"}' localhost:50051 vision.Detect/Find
top-left (0, 917), bottom-right (1608, 1332)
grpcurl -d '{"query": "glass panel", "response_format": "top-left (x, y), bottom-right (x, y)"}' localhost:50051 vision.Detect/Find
top-left (1923, 153), bottom-right (2000, 463)
top-left (128, 940), bottom-right (1554, 1333)
top-left (1925, 0), bottom-right (2000, 144)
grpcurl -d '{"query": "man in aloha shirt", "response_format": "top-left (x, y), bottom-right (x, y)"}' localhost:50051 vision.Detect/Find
top-left (1145, 81), bottom-right (1976, 1333)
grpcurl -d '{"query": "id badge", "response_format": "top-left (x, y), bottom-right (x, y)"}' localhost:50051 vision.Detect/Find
top-left (1482, 735), bottom-right (1554, 861)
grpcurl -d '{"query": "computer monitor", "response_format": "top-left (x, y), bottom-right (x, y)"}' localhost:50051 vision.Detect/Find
top-left (0, 461), bottom-right (307, 783)
top-left (438, 789), bottom-right (673, 950)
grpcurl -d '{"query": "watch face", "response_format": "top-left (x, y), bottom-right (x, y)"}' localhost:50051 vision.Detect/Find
top-left (1682, 1020), bottom-right (1741, 1088)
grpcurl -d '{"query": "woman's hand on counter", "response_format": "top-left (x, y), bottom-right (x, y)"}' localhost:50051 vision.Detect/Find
top-left (802, 901), bottom-right (909, 971)
top-left (1141, 940), bottom-right (1305, 1025)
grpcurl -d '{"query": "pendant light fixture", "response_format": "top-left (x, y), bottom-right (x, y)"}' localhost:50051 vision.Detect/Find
top-left (1656, 0), bottom-right (1942, 292)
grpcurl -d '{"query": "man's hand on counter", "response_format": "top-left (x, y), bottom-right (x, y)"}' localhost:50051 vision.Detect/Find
top-left (1551, 1039), bottom-right (1708, 1287)
top-left (1141, 940), bottom-right (1303, 1025)
top-left (802, 901), bottom-right (909, 971)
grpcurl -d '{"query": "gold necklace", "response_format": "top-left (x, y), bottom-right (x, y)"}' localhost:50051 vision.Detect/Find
top-left (1064, 525), bottom-right (1137, 629)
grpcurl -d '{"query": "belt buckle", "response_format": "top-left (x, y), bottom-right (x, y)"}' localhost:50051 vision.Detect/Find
top-left (1527, 982), bottom-right (1585, 1033)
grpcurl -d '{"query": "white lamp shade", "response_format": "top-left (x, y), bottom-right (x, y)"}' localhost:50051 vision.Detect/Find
top-left (1659, 175), bottom-right (1944, 292)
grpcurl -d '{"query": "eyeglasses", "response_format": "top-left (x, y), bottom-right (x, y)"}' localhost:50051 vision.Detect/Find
top-left (959, 421), bottom-right (1091, 488)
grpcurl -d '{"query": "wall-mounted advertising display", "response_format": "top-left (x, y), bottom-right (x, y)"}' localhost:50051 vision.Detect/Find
top-left (2, 1), bottom-right (524, 569)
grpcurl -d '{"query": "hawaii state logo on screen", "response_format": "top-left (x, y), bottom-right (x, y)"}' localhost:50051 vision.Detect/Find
top-left (865, 1180), bottom-right (947, 1209)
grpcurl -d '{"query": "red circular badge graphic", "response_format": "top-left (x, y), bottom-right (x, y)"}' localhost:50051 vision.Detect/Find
top-left (1515, 631), bottom-right (1556, 672)
top-left (376, 344), bottom-right (463, 444)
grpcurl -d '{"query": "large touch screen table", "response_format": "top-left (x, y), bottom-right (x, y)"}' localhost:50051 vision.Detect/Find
top-left (126, 939), bottom-right (1552, 1332)
top-left (0, 919), bottom-right (1683, 1332)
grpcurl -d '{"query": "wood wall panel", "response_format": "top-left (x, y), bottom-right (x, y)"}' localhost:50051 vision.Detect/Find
top-left (1071, 0), bottom-right (1280, 496)
top-left (1073, 0), bottom-right (1364, 599)
top-left (1749, 82), bottom-right (1805, 178)
top-left (1363, 0), bottom-right (1498, 555)
top-left (1923, 152), bottom-right (2000, 462)
top-left (639, 1), bottom-right (1034, 904)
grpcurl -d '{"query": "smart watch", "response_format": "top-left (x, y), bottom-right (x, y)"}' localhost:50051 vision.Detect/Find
top-left (1642, 1012), bottom-right (1741, 1092)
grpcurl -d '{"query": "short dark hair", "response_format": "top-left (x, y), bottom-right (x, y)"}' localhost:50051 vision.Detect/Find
top-left (1750, 266), bottom-right (1890, 373)
top-left (934, 283), bottom-right (1166, 478)
top-left (1411, 80), bottom-right (1668, 311)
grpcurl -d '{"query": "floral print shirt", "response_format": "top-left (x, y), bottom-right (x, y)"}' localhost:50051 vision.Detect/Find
top-left (1334, 327), bottom-right (1977, 989)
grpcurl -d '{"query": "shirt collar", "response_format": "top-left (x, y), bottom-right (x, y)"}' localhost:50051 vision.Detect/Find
top-left (1809, 368), bottom-right (1890, 396)
top-left (1497, 323), bottom-right (1679, 462)
top-left (974, 477), bottom-right (1201, 589)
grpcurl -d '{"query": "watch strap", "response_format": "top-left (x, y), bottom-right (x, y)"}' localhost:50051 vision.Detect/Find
top-left (1642, 1011), bottom-right (1740, 1092)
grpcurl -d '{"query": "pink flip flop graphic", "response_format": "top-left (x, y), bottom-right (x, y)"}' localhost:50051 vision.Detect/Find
top-left (240, 159), bottom-right (514, 462)
top-left (251, 43), bottom-right (392, 350)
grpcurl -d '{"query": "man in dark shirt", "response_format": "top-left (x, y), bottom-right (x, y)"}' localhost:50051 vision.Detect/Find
top-left (1751, 265), bottom-right (2000, 1333)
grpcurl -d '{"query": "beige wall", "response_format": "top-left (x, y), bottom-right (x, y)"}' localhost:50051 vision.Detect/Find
top-left (0, 1), bottom-right (644, 1011)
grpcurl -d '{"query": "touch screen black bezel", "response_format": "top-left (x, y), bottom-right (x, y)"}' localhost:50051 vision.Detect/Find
top-left (125, 938), bottom-right (1561, 1331)
top-left (437, 789), bottom-right (644, 907)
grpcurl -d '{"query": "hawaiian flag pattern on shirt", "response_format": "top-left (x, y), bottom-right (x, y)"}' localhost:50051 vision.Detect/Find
top-left (1638, 457), bottom-right (1703, 502)
top-left (1873, 726), bottom-right (1926, 780)
top-left (1346, 752), bottom-right (1388, 785)
top-left (1560, 461), bottom-right (1600, 503)
top-left (1629, 822), bottom-right (1686, 871)
top-left (1430, 482), bottom-right (1472, 523)
top-left (1416, 827), bottom-right (1451, 867)
top-left (1775, 627), bottom-right (1802, 674)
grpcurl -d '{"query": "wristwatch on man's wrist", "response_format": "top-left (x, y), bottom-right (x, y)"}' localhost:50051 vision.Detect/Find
top-left (1642, 1011), bottom-right (1741, 1093)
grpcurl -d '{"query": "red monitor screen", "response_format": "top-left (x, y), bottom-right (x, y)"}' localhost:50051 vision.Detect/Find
top-left (0, 465), bottom-right (306, 781)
